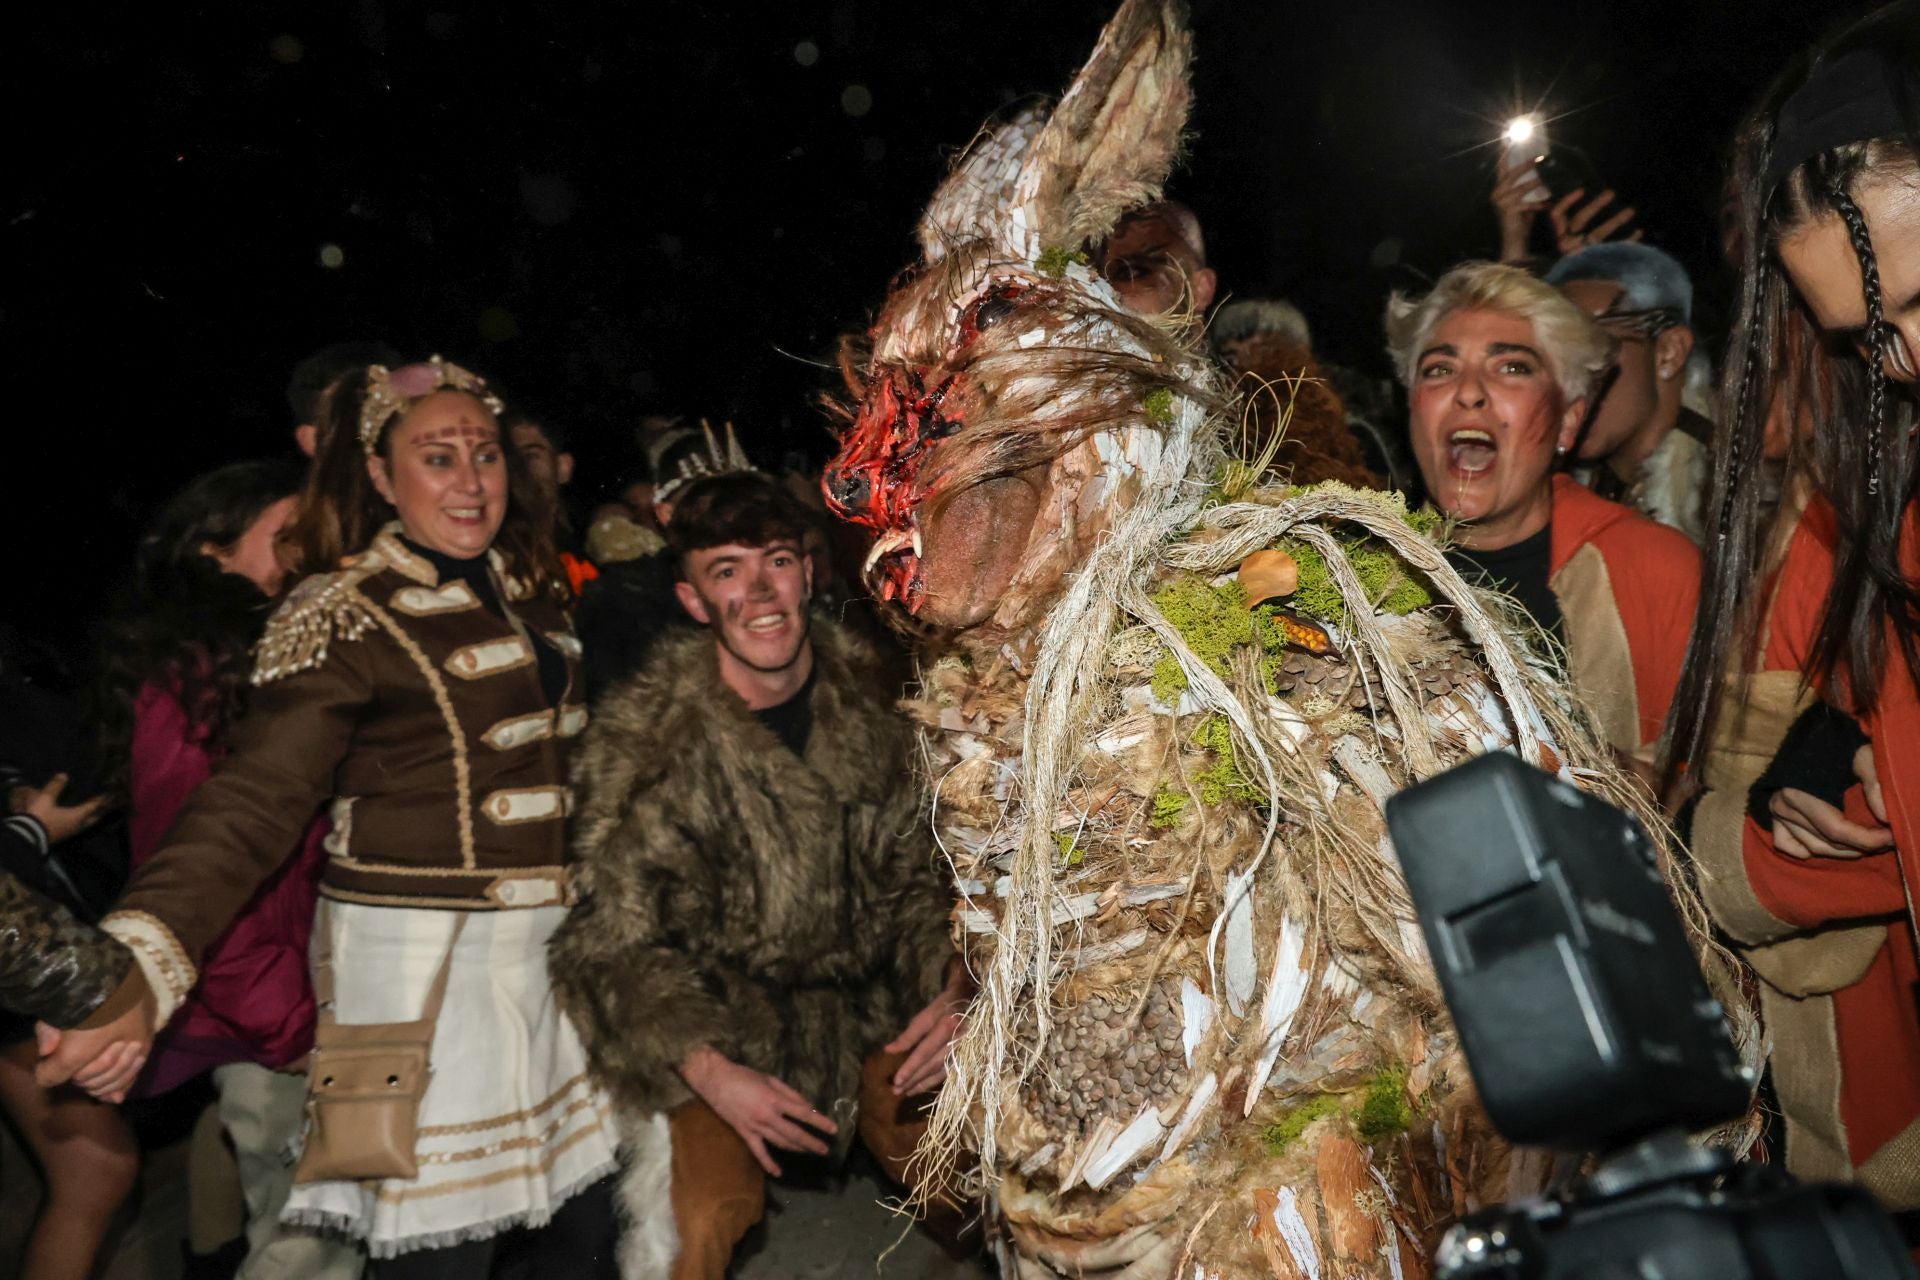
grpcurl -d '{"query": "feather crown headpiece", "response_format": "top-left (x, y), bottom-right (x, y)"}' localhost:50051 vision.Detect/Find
top-left (653, 420), bottom-right (757, 504)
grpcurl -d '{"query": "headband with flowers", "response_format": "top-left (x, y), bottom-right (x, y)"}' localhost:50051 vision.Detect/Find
top-left (358, 356), bottom-right (505, 457)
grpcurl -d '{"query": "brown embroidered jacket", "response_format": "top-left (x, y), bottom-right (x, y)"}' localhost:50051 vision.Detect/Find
top-left (100, 525), bottom-right (585, 1026)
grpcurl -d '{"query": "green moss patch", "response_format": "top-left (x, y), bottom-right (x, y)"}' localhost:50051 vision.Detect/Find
top-left (1036, 245), bottom-right (1091, 278)
top-left (1149, 787), bottom-right (1190, 829)
top-left (1148, 576), bottom-right (1255, 700)
top-left (1194, 715), bottom-right (1263, 806)
top-left (1354, 1064), bottom-right (1414, 1143)
top-left (1262, 1094), bottom-right (1344, 1156)
top-left (1261, 1064), bottom-right (1417, 1156)
top-left (1144, 386), bottom-right (1176, 425)
top-left (1280, 533), bottom-right (1432, 625)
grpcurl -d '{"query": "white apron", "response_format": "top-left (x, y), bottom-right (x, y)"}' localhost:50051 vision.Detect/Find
top-left (282, 902), bottom-right (619, 1258)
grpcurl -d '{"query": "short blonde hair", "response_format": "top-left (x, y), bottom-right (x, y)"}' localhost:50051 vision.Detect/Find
top-left (1385, 261), bottom-right (1614, 404)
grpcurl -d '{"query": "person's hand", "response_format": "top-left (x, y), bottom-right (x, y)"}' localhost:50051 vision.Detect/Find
top-left (34, 989), bottom-right (155, 1102)
top-left (679, 1045), bottom-right (836, 1177)
top-left (1857, 744), bottom-right (1888, 826)
top-left (884, 958), bottom-right (974, 1098)
top-left (1769, 782), bottom-right (1895, 860)
top-left (1491, 154), bottom-right (1548, 263)
top-left (1549, 188), bottom-right (1643, 255)
top-left (17, 774), bottom-right (109, 845)
top-left (1612, 748), bottom-right (1662, 798)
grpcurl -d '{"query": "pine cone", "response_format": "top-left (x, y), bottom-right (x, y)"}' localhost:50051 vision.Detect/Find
top-left (1023, 982), bottom-right (1192, 1138)
top-left (1409, 647), bottom-right (1482, 702)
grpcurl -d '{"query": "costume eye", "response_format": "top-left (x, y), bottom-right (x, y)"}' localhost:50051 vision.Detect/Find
top-left (972, 288), bottom-right (1019, 332)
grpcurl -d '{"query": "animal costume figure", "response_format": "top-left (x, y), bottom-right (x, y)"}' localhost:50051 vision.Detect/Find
top-left (821, 3), bottom-right (1749, 1276)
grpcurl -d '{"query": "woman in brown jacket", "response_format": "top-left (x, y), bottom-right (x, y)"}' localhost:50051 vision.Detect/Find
top-left (41, 358), bottom-right (619, 1278)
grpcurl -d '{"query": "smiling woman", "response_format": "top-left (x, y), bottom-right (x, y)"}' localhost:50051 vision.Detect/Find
top-left (1390, 261), bottom-right (1701, 767)
top-left (367, 391), bottom-right (512, 560)
top-left (41, 358), bottom-right (623, 1276)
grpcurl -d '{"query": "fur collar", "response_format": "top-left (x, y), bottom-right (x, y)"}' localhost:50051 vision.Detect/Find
top-left (585, 614), bottom-right (903, 809)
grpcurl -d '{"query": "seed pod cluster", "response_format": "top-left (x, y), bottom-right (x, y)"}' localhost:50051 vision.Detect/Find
top-left (1410, 652), bottom-right (1480, 701)
top-left (1272, 652), bottom-right (1369, 710)
top-left (1023, 982), bottom-right (1191, 1135)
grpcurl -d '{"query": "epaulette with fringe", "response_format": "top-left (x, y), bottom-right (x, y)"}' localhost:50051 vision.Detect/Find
top-left (252, 564), bottom-right (381, 685)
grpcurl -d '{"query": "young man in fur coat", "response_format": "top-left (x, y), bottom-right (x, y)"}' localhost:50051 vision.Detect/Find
top-left (549, 473), bottom-right (967, 1280)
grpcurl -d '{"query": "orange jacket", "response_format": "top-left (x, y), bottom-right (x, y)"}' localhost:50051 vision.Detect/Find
top-left (1547, 474), bottom-right (1702, 756)
top-left (1735, 498), bottom-right (1920, 1205)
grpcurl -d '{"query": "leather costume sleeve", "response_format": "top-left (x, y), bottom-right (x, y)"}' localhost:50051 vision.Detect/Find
top-left (101, 639), bottom-right (372, 1024)
top-left (0, 871), bottom-right (132, 1028)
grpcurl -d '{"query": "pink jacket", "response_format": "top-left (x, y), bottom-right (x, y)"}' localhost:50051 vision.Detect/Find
top-left (129, 681), bottom-right (327, 1095)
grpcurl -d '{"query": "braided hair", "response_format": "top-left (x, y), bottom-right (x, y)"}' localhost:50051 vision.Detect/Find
top-left (1668, 4), bottom-right (1920, 777)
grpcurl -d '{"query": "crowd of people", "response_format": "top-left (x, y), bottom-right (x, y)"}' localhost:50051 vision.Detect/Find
top-left (5, 3), bottom-right (1920, 1278)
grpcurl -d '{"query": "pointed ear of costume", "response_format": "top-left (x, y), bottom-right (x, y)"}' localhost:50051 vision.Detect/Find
top-left (1006, 0), bottom-right (1193, 258)
top-left (918, 104), bottom-right (1052, 264)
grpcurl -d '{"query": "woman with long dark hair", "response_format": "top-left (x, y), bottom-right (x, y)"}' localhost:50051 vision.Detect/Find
top-left (98, 459), bottom-right (361, 1278)
top-left (1672, 3), bottom-right (1920, 1210)
top-left (39, 359), bottom-right (619, 1277)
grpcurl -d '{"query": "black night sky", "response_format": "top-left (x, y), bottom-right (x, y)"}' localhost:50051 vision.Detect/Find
top-left (8, 0), bottom-right (1857, 658)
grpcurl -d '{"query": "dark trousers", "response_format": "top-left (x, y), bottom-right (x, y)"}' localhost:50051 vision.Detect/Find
top-left (368, 1175), bottom-right (619, 1280)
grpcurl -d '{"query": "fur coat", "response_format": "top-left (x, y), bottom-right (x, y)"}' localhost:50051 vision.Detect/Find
top-left (549, 617), bottom-right (954, 1122)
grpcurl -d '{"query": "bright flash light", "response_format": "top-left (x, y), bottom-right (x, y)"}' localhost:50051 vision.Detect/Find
top-left (1505, 116), bottom-right (1536, 145)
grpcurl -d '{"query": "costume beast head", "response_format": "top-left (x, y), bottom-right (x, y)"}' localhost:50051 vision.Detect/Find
top-left (824, 0), bottom-right (1216, 638)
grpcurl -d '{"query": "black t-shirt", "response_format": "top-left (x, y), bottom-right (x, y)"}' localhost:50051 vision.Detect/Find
top-left (752, 664), bottom-right (817, 757)
top-left (1445, 525), bottom-right (1564, 643)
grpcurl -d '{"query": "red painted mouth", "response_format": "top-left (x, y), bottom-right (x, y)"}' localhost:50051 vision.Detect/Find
top-left (823, 368), bottom-right (959, 608)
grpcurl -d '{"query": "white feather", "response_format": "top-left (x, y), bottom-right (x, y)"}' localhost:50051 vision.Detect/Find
top-left (1018, 1142), bottom-right (1058, 1176)
top-left (1155, 1071), bottom-right (1218, 1165)
top-left (1062, 1115), bottom-right (1123, 1192)
top-left (1070, 927), bottom-right (1150, 970)
top-left (1180, 977), bottom-right (1214, 1068)
top-left (1221, 869), bottom-right (1257, 1018)
top-left (1244, 914), bottom-right (1312, 1114)
top-left (1270, 1187), bottom-right (1323, 1280)
top-left (1084, 1104), bottom-right (1167, 1189)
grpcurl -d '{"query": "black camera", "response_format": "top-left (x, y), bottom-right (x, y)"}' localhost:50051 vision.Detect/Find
top-left (1385, 753), bottom-right (1916, 1279)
